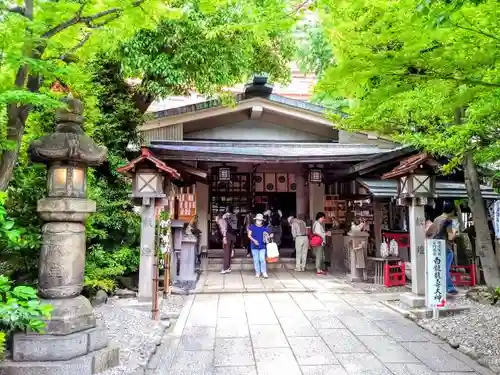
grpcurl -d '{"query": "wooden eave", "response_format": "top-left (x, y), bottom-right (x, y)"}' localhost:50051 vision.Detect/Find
top-left (116, 147), bottom-right (181, 180)
top-left (381, 152), bottom-right (440, 180)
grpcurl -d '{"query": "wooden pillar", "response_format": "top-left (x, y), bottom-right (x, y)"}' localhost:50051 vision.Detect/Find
top-left (296, 174), bottom-right (307, 217)
top-left (373, 200), bottom-right (383, 256)
top-left (309, 182), bottom-right (324, 222)
top-left (195, 181), bottom-right (209, 251)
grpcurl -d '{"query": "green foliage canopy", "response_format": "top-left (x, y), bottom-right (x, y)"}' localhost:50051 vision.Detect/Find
top-left (120, 0), bottom-right (297, 111)
top-left (315, 0), bottom-right (500, 170)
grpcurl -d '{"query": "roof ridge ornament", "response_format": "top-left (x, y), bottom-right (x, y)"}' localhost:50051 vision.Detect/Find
top-left (244, 75), bottom-right (273, 97)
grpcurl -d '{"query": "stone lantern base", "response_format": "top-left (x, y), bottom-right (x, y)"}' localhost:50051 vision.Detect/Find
top-left (0, 344), bottom-right (119, 375)
top-left (0, 296), bottom-right (119, 375)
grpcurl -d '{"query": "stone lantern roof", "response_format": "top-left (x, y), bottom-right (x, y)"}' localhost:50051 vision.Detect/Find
top-left (29, 95), bottom-right (107, 166)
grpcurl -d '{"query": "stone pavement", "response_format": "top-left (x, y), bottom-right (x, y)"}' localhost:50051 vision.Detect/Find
top-left (150, 290), bottom-right (492, 375)
top-left (195, 269), bottom-right (363, 294)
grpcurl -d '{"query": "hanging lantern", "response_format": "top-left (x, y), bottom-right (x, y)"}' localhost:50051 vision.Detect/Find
top-left (218, 166), bottom-right (231, 182)
top-left (309, 169), bottom-right (323, 184)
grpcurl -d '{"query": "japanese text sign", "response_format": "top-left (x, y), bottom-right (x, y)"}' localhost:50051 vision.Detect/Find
top-left (426, 239), bottom-right (447, 309)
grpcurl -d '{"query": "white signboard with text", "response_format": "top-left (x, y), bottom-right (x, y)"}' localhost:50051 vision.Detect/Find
top-left (425, 239), bottom-right (447, 309)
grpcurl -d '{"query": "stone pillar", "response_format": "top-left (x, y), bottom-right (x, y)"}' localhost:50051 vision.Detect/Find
top-left (138, 198), bottom-right (156, 300)
top-left (347, 232), bottom-right (369, 281)
top-left (169, 220), bottom-right (185, 283)
top-left (409, 203), bottom-right (426, 295)
top-left (400, 201), bottom-right (427, 308)
top-left (328, 229), bottom-right (346, 272)
top-left (1, 96), bottom-right (119, 375)
top-left (178, 236), bottom-right (198, 288)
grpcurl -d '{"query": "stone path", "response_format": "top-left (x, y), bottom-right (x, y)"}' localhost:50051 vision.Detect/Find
top-left (150, 290), bottom-right (492, 375)
top-left (195, 269), bottom-right (364, 294)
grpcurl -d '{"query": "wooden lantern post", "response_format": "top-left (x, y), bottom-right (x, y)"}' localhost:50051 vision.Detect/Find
top-left (117, 147), bottom-right (181, 319)
top-left (382, 153), bottom-right (438, 307)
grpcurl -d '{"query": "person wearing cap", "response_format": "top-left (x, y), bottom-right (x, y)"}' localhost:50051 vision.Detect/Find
top-left (288, 214), bottom-right (308, 272)
top-left (247, 213), bottom-right (271, 278)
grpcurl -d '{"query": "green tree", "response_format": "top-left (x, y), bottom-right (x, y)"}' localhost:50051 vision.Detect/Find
top-left (295, 16), bottom-right (334, 78)
top-left (0, 0), bottom-right (179, 191)
top-left (0, 0), bottom-right (304, 191)
top-left (314, 0), bottom-right (500, 286)
top-left (120, 0), bottom-right (297, 112)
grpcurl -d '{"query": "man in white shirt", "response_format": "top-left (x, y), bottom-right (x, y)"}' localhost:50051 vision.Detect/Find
top-left (288, 214), bottom-right (308, 271)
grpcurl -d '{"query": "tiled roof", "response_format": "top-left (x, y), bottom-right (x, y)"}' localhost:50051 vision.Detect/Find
top-left (358, 179), bottom-right (500, 200)
top-left (382, 152), bottom-right (439, 179)
top-left (149, 140), bottom-right (387, 162)
top-left (150, 77), bottom-right (347, 120)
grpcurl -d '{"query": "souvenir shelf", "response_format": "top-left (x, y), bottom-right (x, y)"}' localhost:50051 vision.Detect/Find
top-left (177, 186), bottom-right (196, 222)
top-left (348, 199), bottom-right (374, 225)
top-left (324, 195), bottom-right (346, 225)
top-left (381, 202), bottom-right (390, 230)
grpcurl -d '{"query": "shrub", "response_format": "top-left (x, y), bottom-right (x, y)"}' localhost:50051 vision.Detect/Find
top-left (0, 331), bottom-right (5, 360)
top-left (0, 275), bottom-right (52, 358)
top-left (84, 245), bottom-right (140, 296)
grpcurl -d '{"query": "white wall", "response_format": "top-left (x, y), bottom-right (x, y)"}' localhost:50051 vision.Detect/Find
top-left (185, 120), bottom-right (330, 141)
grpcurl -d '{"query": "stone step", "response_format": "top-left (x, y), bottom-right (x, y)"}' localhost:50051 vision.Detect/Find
top-left (205, 257), bottom-right (315, 271)
top-left (207, 248), bottom-right (296, 258)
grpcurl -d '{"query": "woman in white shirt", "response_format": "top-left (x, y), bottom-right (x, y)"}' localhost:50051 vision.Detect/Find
top-left (312, 212), bottom-right (327, 275)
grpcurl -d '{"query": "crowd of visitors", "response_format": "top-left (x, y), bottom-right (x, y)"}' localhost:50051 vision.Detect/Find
top-left (215, 205), bottom-right (330, 277)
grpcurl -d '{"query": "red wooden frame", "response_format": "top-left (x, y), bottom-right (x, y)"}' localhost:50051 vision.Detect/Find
top-left (384, 262), bottom-right (406, 287)
top-left (450, 265), bottom-right (476, 287)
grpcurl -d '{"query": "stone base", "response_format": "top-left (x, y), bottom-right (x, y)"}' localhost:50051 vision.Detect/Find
top-left (349, 275), bottom-right (363, 282)
top-left (382, 300), bottom-right (471, 320)
top-left (13, 326), bottom-right (108, 362)
top-left (400, 292), bottom-right (426, 308)
top-left (408, 306), bottom-right (471, 319)
top-left (0, 345), bottom-right (119, 375)
top-left (42, 296), bottom-right (97, 335)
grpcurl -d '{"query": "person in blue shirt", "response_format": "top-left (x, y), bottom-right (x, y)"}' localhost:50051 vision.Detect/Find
top-left (248, 213), bottom-right (271, 278)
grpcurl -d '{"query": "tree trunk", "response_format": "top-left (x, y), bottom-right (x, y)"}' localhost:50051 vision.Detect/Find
top-left (463, 151), bottom-right (500, 287)
top-left (0, 104), bottom-right (28, 191)
top-left (133, 91), bottom-right (155, 114)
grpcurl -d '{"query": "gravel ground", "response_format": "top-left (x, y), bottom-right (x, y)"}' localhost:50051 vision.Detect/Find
top-left (388, 293), bottom-right (500, 373)
top-left (416, 295), bottom-right (500, 372)
top-left (95, 295), bottom-right (186, 375)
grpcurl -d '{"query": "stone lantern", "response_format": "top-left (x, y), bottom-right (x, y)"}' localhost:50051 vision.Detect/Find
top-left (382, 153), bottom-right (438, 309)
top-left (2, 96), bottom-right (118, 375)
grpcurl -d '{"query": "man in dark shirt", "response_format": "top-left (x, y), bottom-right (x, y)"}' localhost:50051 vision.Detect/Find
top-left (426, 201), bottom-right (458, 295)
